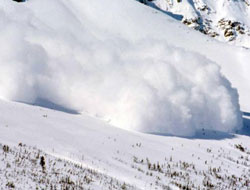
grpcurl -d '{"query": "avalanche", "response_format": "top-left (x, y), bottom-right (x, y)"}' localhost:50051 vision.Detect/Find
top-left (0, 99), bottom-right (249, 189)
top-left (0, 0), bottom-right (248, 136)
top-left (0, 0), bottom-right (250, 189)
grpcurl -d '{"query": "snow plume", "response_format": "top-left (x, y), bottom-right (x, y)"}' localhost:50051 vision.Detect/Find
top-left (0, 0), bottom-right (242, 136)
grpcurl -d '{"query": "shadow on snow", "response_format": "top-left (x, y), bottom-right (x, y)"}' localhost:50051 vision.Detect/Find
top-left (16, 98), bottom-right (250, 140)
top-left (149, 111), bottom-right (250, 140)
top-left (147, 2), bottom-right (183, 21)
top-left (17, 98), bottom-right (79, 115)
top-left (239, 112), bottom-right (250, 136)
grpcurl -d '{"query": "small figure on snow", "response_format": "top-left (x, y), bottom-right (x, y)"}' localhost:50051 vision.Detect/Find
top-left (40, 156), bottom-right (46, 172)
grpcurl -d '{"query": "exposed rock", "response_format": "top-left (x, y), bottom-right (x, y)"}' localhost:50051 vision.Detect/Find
top-left (147, 0), bottom-right (250, 47)
top-left (224, 28), bottom-right (234, 37)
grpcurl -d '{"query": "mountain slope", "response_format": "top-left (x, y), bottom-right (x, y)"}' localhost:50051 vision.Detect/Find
top-left (0, 0), bottom-right (250, 189)
top-left (1, 0), bottom-right (250, 136)
top-left (147, 0), bottom-right (250, 48)
top-left (1, 142), bottom-right (135, 190)
top-left (0, 100), bottom-right (249, 189)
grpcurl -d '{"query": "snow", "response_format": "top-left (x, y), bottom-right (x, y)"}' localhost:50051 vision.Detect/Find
top-left (0, 100), bottom-right (249, 189)
top-left (152, 0), bottom-right (250, 23)
top-left (151, 0), bottom-right (197, 20)
top-left (0, 143), bottom-right (133, 190)
top-left (150, 0), bottom-right (250, 47)
top-left (0, 0), bottom-right (250, 188)
top-left (0, 0), bottom-right (247, 136)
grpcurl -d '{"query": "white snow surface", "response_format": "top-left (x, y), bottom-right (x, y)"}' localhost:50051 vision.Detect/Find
top-left (0, 0), bottom-right (250, 135)
top-left (0, 100), bottom-right (249, 189)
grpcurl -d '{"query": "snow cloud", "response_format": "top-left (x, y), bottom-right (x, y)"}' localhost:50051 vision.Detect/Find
top-left (0, 0), bottom-right (242, 136)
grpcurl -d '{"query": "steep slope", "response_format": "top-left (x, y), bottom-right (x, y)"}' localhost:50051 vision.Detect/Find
top-left (0, 1), bottom-right (250, 189)
top-left (1, 0), bottom-right (250, 136)
top-left (0, 100), bottom-right (249, 189)
top-left (147, 0), bottom-right (250, 48)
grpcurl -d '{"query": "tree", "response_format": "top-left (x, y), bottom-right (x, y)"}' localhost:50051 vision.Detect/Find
top-left (12, 0), bottom-right (25, 2)
top-left (40, 156), bottom-right (46, 172)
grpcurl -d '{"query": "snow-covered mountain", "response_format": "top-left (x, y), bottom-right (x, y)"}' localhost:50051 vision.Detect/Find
top-left (1, 0), bottom-right (250, 134)
top-left (0, 0), bottom-right (250, 189)
top-left (146, 0), bottom-right (250, 48)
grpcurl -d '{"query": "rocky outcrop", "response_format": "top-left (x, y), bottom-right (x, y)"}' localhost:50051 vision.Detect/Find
top-left (218, 19), bottom-right (250, 41)
top-left (146, 0), bottom-right (250, 47)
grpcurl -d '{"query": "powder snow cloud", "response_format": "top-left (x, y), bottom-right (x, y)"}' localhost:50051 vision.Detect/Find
top-left (0, 0), bottom-right (243, 136)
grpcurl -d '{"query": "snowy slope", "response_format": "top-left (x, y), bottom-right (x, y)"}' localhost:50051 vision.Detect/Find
top-left (0, 100), bottom-right (249, 189)
top-left (1, 143), bottom-right (135, 190)
top-left (1, 0), bottom-right (250, 136)
top-left (0, 0), bottom-right (250, 189)
top-left (148, 0), bottom-right (250, 48)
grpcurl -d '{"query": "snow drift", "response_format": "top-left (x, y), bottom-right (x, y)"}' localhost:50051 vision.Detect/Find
top-left (0, 0), bottom-right (243, 136)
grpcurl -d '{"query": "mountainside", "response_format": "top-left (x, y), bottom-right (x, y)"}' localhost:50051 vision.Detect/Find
top-left (1, 0), bottom-right (250, 135)
top-left (0, 0), bottom-right (250, 189)
top-left (1, 100), bottom-right (249, 189)
top-left (147, 0), bottom-right (250, 48)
